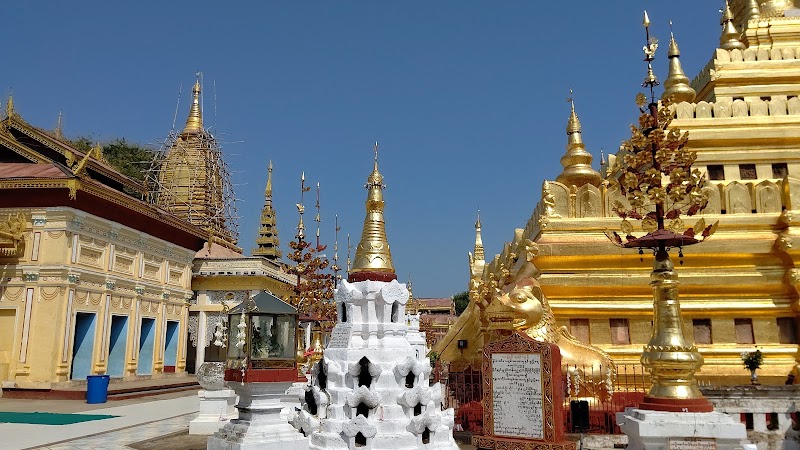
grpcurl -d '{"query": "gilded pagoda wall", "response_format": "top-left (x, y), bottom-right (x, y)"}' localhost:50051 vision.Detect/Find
top-left (0, 207), bottom-right (195, 389)
top-left (526, 174), bottom-right (800, 380)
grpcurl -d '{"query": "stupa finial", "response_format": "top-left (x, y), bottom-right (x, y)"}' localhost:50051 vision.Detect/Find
top-left (55, 110), bottom-right (64, 139)
top-left (556, 90), bottom-right (601, 187)
top-left (349, 142), bottom-right (396, 282)
top-left (5, 93), bottom-right (15, 118)
top-left (473, 210), bottom-right (485, 262)
top-left (182, 73), bottom-right (203, 134)
top-left (720, 0), bottom-right (746, 50)
top-left (662, 22), bottom-right (697, 103)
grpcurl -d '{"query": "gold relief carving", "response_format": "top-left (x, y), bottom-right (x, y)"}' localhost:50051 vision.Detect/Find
top-left (76, 291), bottom-right (90, 305)
top-left (111, 296), bottom-right (122, 308)
top-left (143, 264), bottom-right (160, 280)
top-left (114, 256), bottom-right (134, 274)
top-left (122, 297), bottom-right (132, 308)
top-left (169, 270), bottom-right (182, 285)
top-left (40, 287), bottom-right (60, 301)
top-left (778, 232), bottom-right (793, 251)
top-left (141, 301), bottom-right (149, 312)
top-left (78, 247), bottom-right (103, 266)
top-left (3, 287), bottom-right (23, 302)
top-left (0, 212), bottom-right (26, 257)
top-left (89, 293), bottom-right (102, 306)
top-left (46, 231), bottom-right (65, 239)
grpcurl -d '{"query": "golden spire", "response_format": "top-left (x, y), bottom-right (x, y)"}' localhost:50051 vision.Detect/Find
top-left (55, 110), bottom-right (63, 139)
top-left (252, 160), bottom-right (282, 260)
top-left (182, 74), bottom-right (203, 134)
top-left (349, 142), bottom-right (396, 282)
top-left (720, 1), bottom-right (746, 50)
top-left (642, 11), bottom-right (660, 102)
top-left (556, 91), bottom-right (601, 187)
top-left (473, 210), bottom-right (485, 262)
top-left (296, 171), bottom-right (309, 241)
top-left (662, 23), bottom-right (697, 104)
top-left (5, 94), bottom-right (15, 119)
top-left (314, 182), bottom-right (321, 248)
top-left (407, 274), bottom-right (417, 315)
top-left (265, 160), bottom-right (273, 197)
top-left (744, 0), bottom-right (761, 23)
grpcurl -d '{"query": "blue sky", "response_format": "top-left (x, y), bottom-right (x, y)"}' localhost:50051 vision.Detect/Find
top-left (4, 2), bottom-right (719, 297)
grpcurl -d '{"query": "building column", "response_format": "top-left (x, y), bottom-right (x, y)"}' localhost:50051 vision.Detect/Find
top-left (753, 413), bottom-right (768, 432)
top-left (196, 310), bottom-right (207, 368)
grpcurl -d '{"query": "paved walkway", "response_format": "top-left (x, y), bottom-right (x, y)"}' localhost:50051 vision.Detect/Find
top-left (0, 392), bottom-right (199, 449)
top-left (1, 392), bottom-right (478, 450)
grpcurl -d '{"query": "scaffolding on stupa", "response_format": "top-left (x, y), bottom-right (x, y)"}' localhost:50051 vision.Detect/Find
top-left (145, 74), bottom-right (240, 250)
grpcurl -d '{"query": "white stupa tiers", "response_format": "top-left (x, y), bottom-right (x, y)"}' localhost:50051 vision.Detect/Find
top-left (290, 146), bottom-right (457, 449)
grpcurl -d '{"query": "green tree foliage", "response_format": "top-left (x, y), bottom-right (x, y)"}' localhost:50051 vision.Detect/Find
top-left (453, 291), bottom-right (469, 316)
top-left (70, 137), bottom-right (155, 183)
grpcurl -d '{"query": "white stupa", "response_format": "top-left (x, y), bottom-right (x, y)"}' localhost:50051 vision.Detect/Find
top-left (290, 145), bottom-right (458, 449)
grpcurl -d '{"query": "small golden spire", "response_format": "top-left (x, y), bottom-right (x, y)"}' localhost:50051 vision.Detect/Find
top-left (641, 11), bottom-right (660, 102)
top-left (662, 23), bottom-right (697, 104)
top-left (55, 110), bottom-right (63, 139)
top-left (473, 210), bottom-right (485, 262)
top-left (346, 233), bottom-right (352, 273)
top-left (296, 171), bottom-right (310, 241)
top-left (407, 274), bottom-right (417, 315)
top-left (566, 89), bottom-right (581, 134)
top-left (744, 0), bottom-right (761, 23)
top-left (720, 1), bottom-right (746, 50)
top-left (5, 94), bottom-right (15, 119)
top-left (265, 160), bottom-right (273, 198)
top-left (182, 74), bottom-right (203, 134)
top-left (253, 160), bottom-right (282, 260)
top-left (314, 181), bottom-right (321, 247)
top-left (556, 91), bottom-right (601, 187)
top-left (349, 142), bottom-right (396, 281)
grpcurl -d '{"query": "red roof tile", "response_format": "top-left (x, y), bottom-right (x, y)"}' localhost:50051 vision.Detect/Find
top-left (0, 163), bottom-right (68, 179)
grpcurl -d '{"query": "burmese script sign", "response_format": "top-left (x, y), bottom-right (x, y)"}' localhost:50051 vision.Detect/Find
top-left (669, 438), bottom-right (717, 450)
top-left (472, 331), bottom-right (573, 450)
top-left (491, 352), bottom-right (543, 439)
top-left (326, 324), bottom-right (352, 349)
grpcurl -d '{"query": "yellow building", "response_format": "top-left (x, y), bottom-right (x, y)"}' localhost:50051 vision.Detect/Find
top-left (0, 99), bottom-right (207, 388)
top-left (436, 0), bottom-right (800, 383)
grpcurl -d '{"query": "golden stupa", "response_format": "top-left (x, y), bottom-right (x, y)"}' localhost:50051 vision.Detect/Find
top-left (437, 0), bottom-right (800, 384)
top-left (154, 75), bottom-right (239, 252)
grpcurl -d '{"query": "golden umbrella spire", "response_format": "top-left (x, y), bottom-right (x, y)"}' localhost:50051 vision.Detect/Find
top-left (720, 0), bottom-right (746, 50)
top-left (265, 160), bottom-right (273, 197)
top-left (473, 210), bottom-right (485, 262)
top-left (662, 22), bottom-right (697, 103)
top-left (556, 90), bottom-right (601, 187)
top-left (349, 142), bottom-right (397, 282)
top-left (5, 93), bottom-right (15, 118)
top-left (182, 74), bottom-right (203, 134)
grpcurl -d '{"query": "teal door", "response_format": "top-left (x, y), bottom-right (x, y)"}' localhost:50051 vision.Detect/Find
top-left (71, 312), bottom-right (96, 380)
top-left (108, 315), bottom-right (128, 377)
top-left (163, 321), bottom-right (179, 372)
top-left (138, 318), bottom-right (155, 375)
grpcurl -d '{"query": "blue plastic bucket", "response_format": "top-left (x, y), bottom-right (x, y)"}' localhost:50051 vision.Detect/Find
top-left (86, 374), bottom-right (110, 404)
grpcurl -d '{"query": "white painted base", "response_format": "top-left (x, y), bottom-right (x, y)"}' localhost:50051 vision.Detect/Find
top-left (189, 389), bottom-right (238, 435)
top-left (617, 408), bottom-right (748, 450)
top-left (207, 381), bottom-right (308, 450)
top-left (281, 381), bottom-right (309, 421)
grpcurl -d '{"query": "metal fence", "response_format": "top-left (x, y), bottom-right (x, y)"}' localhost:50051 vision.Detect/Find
top-left (435, 362), bottom-right (650, 435)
